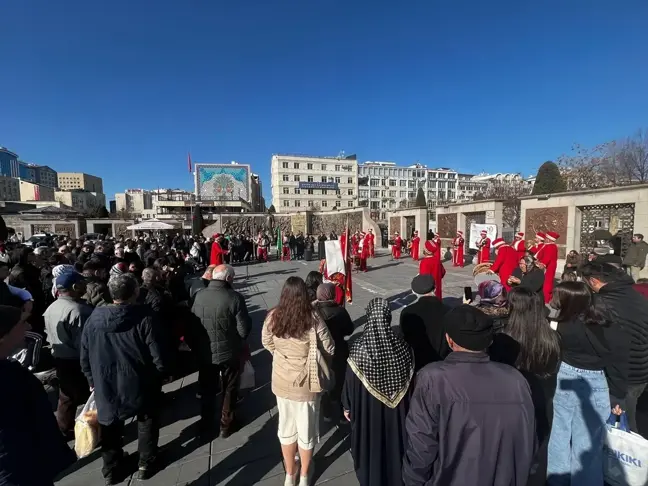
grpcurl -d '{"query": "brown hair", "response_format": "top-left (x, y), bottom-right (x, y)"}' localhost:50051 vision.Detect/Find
top-left (269, 276), bottom-right (315, 339)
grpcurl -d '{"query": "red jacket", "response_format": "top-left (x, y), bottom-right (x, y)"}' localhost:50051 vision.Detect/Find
top-left (210, 241), bottom-right (227, 266)
top-left (490, 245), bottom-right (518, 290)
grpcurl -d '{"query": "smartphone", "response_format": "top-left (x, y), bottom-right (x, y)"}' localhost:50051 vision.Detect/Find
top-left (463, 286), bottom-right (473, 302)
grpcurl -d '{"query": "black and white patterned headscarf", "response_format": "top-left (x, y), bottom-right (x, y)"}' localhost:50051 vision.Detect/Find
top-left (348, 297), bottom-right (414, 408)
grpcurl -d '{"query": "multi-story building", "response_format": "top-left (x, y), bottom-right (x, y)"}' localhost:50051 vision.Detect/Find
top-left (19, 179), bottom-right (56, 202)
top-left (30, 164), bottom-right (58, 188)
top-left (271, 153), bottom-right (358, 212)
top-left (250, 173), bottom-right (264, 212)
top-left (57, 172), bottom-right (104, 193)
top-left (114, 189), bottom-right (155, 218)
top-left (456, 173), bottom-right (489, 202)
top-left (55, 190), bottom-right (106, 212)
top-left (109, 200), bottom-right (117, 214)
top-left (0, 176), bottom-right (20, 201)
top-left (358, 162), bottom-right (459, 220)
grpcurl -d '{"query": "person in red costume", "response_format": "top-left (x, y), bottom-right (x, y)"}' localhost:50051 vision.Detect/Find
top-left (452, 231), bottom-right (465, 267)
top-left (209, 234), bottom-right (229, 265)
top-left (490, 238), bottom-right (519, 291)
top-left (351, 231), bottom-right (360, 258)
top-left (529, 232), bottom-right (545, 255)
top-left (410, 231), bottom-right (420, 261)
top-left (358, 232), bottom-right (369, 272)
top-left (476, 230), bottom-right (491, 264)
top-left (367, 229), bottom-right (375, 258)
top-left (319, 259), bottom-right (346, 306)
top-left (432, 232), bottom-right (442, 265)
top-left (392, 232), bottom-right (402, 259)
top-left (512, 232), bottom-right (526, 261)
top-left (281, 235), bottom-right (290, 261)
top-left (535, 230), bottom-right (559, 303)
top-left (419, 240), bottom-right (446, 299)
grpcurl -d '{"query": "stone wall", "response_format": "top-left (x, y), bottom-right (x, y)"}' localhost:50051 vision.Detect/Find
top-left (524, 206), bottom-right (569, 258)
top-left (221, 215), bottom-right (267, 235)
top-left (389, 216), bottom-right (401, 236)
top-left (437, 213), bottom-right (457, 239)
top-left (2, 214), bottom-right (25, 237)
top-left (54, 223), bottom-right (77, 238)
top-left (311, 211), bottom-right (363, 236)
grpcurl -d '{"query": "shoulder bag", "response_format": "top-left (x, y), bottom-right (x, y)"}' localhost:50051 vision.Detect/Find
top-left (308, 316), bottom-right (335, 393)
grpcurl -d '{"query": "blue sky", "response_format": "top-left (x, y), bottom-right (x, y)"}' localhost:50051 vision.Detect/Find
top-left (2, 0), bottom-right (647, 205)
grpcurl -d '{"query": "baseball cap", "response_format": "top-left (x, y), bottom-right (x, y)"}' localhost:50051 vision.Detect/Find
top-left (56, 272), bottom-right (85, 290)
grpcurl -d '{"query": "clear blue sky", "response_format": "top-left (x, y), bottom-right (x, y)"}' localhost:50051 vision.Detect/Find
top-left (2, 0), bottom-right (647, 205)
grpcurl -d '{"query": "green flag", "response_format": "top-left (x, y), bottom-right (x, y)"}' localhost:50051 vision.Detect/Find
top-left (276, 226), bottom-right (282, 254)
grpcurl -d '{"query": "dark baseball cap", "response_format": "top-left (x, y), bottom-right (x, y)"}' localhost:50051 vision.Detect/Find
top-left (56, 272), bottom-right (85, 290)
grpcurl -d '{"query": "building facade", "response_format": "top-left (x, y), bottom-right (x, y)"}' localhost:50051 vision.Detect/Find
top-left (250, 173), bottom-right (264, 212)
top-left (19, 180), bottom-right (56, 202)
top-left (0, 176), bottom-right (20, 201)
top-left (271, 153), bottom-right (358, 212)
top-left (54, 190), bottom-right (106, 212)
top-left (114, 189), bottom-right (155, 218)
top-left (57, 172), bottom-right (104, 193)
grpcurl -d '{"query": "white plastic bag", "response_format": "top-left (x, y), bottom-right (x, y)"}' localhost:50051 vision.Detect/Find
top-left (604, 413), bottom-right (648, 486)
top-left (239, 361), bottom-right (255, 390)
top-left (74, 392), bottom-right (100, 458)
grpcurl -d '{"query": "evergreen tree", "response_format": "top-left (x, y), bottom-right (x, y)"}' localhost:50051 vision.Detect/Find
top-left (415, 187), bottom-right (427, 207)
top-left (268, 205), bottom-right (276, 214)
top-left (532, 161), bottom-right (567, 195)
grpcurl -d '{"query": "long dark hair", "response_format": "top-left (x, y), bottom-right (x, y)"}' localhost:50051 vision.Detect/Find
top-left (551, 281), bottom-right (607, 326)
top-left (305, 271), bottom-right (323, 293)
top-left (505, 287), bottom-right (560, 377)
top-left (270, 277), bottom-right (315, 339)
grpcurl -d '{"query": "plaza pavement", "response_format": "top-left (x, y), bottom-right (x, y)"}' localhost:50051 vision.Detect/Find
top-left (55, 251), bottom-right (475, 486)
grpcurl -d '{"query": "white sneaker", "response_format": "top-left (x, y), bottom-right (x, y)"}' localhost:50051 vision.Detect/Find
top-left (284, 473), bottom-right (297, 486)
top-left (298, 474), bottom-right (310, 486)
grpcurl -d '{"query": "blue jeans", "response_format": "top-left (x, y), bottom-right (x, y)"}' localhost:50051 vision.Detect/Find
top-left (547, 362), bottom-right (610, 486)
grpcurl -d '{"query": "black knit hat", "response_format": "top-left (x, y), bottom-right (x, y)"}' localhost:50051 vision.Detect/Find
top-left (0, 305), bottom-right (22, 340)
top-left (411, 274), bottom-right (435, 295)
top-left (443, 305), bottom-right (494, 351)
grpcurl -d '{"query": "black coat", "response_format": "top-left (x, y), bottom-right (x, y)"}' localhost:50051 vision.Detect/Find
top-left (399, 296), bottom-right (450, 371)
top-left (0, 360), bottom-right (76, 486)
top-left (597, 277), bottom-right (648, 385)
top-left (314, 301), bottom-right (354, 364)
top-left (511, 266), bottom-right (545, 294)
top-left (80, 304), bottom-right (166, 425)
top-left (402, 352), bottom-right (536, 486)
top-left (191, 280), bottom-right (251, 365)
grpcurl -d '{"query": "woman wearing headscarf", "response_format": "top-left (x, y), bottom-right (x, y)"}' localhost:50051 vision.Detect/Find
top-left (342, 298), bottom-right (414, 486)
top-left (508, 254), bottom-right (545, 295)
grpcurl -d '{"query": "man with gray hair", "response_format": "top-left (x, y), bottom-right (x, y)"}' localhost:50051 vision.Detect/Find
top-left (81, 273), bottom-right (166, 484)
top-left (192, 263), bottom-right (251, 439)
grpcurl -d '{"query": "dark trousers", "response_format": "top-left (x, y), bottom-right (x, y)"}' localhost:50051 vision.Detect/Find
top-left (54, 357), bottom-right (90, 433)
top-left (100, 409), bottom-right (160, 478)
top-left (199, 360), bottom-right (241, 431)
top-left (626, 382), bottom-right (647, 433)
top-left (322, 358), bottom-right (347, 420)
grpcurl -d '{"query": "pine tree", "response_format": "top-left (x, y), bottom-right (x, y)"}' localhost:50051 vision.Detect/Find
top-left (532, 161), bottom-right (567, 195)
top-left (415, 187), bottom-right (427, 207)
top-left (268, 205), bottom-right (276, 214)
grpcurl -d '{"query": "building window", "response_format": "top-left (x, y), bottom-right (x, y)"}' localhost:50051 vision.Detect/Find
top-left (294, 175), bottom-right (300, 182)
top-left (389, 190), bottom-right (396, 197)
top-left (335, 201), bottom-right (341, 207)
top-left (308, 200), bottom-right (313, 207)
top-left (335, 177), bottom-right (340, 183)
top-left (294, 162), bottom-right (300, 169)
top-left (370, 179), bottom-right (379, 186)
top-left (295, 200), bottom-right (301, 207)
top-left (322, 189), bottom-right (328, 195)
top-left (348, 177), bottom-right (353, 184)
top-left (400, 191), bottom-right (407, 198)
top-left (322, 200), bottom-right (328, 207)
top-left (307, 163), bottom-right (313, 170)
top-left (307, 189), bottom-right (314, 195)
top-left (389, 179), bottom-right (396, 186)
top-left (335, 164), bottom-right (340, 171)
top-left (283, 174), bottom-right (289, 182)
top-left (399, 180), bottom-right (406, 187)
top-left (347, 189), bottom-right (354, 196)
top-left (282, 162), bottom-right (289, 169)
top-left (283, 200), bottom-right (290, 207)
top-left (336, 189), bottom-right (341, 195)
top-left (321, 164), bottom-right (327, 171)
top-left (283, 187), bottom-right (289, 194)
top-left (308, 176), bottom-right (314, 182)
top-left (348, 201), bottom-right (354, 207)
top-left (321, 176), bottom-right (327, 183)
top-left (371, 190), bottom-right (380, 198)
top-left (408, 180), bottom-right (415, 188)
top-left (294, 188), bottom-right (300, 194)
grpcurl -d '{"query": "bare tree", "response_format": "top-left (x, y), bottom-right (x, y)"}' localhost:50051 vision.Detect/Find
top-left (474, 178), bottom-right (531, 231)
top-left (618, 129), bottom-right (648, 183)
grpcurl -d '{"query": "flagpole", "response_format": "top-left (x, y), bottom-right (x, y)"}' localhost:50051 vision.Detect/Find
top-left (343, 215), bottom-right (349, 308)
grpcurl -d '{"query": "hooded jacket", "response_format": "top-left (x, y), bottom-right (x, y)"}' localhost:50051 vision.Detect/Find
top-left (80, 304), bottom-right (165, 425)
top-left (597, 275), bottom-right (648, 385)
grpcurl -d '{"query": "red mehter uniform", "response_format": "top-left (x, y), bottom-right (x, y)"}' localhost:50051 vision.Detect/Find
top-left (281, 236), bottom-right (290, 261)
top-left (419, 240), bottom-right (446, 299)
top-left (529, 232), bottom-right (545, 256)
top-left (257, 234), bottom-right (269, 261)
top-left (367, 231), bottom-right (375, 258)
top-left (411, 232), bottom-right (420, 261)
top-left (359, 233), bottom-right (369, 272)
top-left (452, 232), bottom-right (465, 267)
top-left (432, 235), bottom-right (442, 265)
top-left (512, 232), bottom-right (526, 262)
top-left (476, 231), bottom-right (491, 264)
top-left (209, 235), bottom-right (227, 265)
top-left (536, 231), bottom-right (559, 303)
top-left (491, 238), bottom-right (519, 291)
top-left (392, 234), bottom-right (402, 259)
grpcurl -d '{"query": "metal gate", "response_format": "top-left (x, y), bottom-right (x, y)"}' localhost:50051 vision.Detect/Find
top-left (579, 203), bottom-right (635, 257)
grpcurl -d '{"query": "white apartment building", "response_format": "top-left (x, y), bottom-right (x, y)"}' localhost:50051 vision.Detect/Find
top-left (115, 189), bottom-right (155, 218)
top-left (271, 153), bottom-right (358, 212)
top-left (358, 162), bottom-right (460, 220)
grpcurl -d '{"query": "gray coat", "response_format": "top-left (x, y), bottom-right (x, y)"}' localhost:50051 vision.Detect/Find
top-left (623, 240), bottom-right (648, 268)
top-left (43, 296), bottom-right (93, 359)
top-left (191, 280), bottom-right (251, 364)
